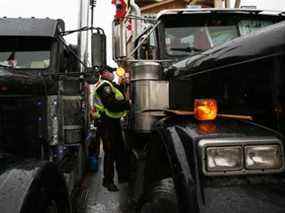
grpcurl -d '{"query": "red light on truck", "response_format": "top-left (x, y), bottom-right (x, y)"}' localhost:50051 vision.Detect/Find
top-left (194, 99), bottom-right (217, 121)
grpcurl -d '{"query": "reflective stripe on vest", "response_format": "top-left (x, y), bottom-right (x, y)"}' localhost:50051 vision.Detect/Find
top-left (94, 79), bottom-right (127, 119)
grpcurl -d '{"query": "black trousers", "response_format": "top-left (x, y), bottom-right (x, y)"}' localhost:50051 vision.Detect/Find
top-left (99, 115), bottom-right (129, 184)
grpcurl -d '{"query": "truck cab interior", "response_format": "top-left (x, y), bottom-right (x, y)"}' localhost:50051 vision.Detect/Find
top-left (0, 36), bottom-right (53, 69)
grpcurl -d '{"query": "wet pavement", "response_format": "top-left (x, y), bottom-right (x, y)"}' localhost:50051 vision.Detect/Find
top-left (78, 157), bottom-right (133, 213)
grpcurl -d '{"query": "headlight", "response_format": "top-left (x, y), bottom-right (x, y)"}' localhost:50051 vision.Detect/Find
top-left (245, 145), bottom-right (282, 170)
top-left (206, 146), bottom-right (243, 171)
top-left (200, 138), bottom-right (284, 176)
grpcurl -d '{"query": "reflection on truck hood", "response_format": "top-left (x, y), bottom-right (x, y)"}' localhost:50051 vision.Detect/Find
top-left (167, 20), bottom-right (285, 79)
top-left (157, 116), bottom-right (282, 140)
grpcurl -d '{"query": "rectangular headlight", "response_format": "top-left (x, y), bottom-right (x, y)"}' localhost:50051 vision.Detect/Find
top-left (245, 145), bottom-right (283, 170)
top-left (206, 146), bottom-right (243, 172)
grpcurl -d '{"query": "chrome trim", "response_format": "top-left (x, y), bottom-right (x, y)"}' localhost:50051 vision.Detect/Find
top-left (129, 0), bottom-right (141, 40)
top-left (199, 137), bottom-right (285, 176)
top-left (62, 96), bottom-right (82, 101)
top-left (130, 61), bottom-right (161, 81)
top-left (113, 21), bottom-right (127, 59)
top-left (47, 95), bottom-right (59, 145)
top-left (132, 80), bottom-right (169, 112)
top-left (63, 125), bottom-right (82, 130)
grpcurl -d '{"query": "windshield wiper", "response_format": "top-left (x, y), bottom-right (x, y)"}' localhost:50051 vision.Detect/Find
top-left (170, 46), bottom-right (203, 53)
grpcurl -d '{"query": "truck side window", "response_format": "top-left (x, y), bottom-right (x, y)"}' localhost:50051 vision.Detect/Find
top-left (149, 31), bottom-right (158, 59)
top-left (0, 37), bottom-right (52, 69)
top-left (138, 32), bottom-right (157, 60)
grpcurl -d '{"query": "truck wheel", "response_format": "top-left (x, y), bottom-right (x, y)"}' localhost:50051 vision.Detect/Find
top-left (140, 178), bottom-right (178, 213)
top-left (21, 181), bottom-right (70, 213)
top-left (20, 164), bottom-right (70, 213)
top-left (46, 200), bottom-right (58, 213)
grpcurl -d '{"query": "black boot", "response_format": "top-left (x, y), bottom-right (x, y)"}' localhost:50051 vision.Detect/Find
top-left (106, 182), bottom-right (119, 192)
top-left (118, 176), bottom-right (129, 184)
top-left (103, 179), bottom-right (119, 192)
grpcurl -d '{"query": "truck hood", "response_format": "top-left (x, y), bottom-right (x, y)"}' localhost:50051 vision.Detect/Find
top-left (154, 116), bottom-right (285, 212)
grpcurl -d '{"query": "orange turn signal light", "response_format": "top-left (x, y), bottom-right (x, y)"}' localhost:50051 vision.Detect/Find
top-left (194, 99), bottom-right (217, 121)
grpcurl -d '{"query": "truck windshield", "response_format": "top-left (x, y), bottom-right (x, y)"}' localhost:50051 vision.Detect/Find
top-left (164, 15), bottom-right (274, 57)
top-left (0, 37), bottom-right (52, 69)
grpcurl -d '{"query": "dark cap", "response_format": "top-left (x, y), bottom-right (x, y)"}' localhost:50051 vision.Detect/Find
top-left (105, 65), bottom-right (116, 72)
top-left (99, 65), bottom-right (116, 74)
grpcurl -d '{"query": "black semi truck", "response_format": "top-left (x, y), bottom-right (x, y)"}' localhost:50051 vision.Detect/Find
top-left (2, 2), bottom-right (285, 213)
top-left (109, 2), bottom-right (285, 212)
top-left (0, 0), bottom-right (105, 210)
top-left (141, 20), bottom-right (285, 213)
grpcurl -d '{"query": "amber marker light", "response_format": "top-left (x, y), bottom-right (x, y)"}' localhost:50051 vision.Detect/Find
top-left (194, 99), bottom-right (217, 121)
top-left (116, 67), bottom-right (126, 77)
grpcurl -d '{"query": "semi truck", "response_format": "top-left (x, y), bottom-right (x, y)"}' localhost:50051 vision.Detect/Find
top-left (103, 1), bottom-right (285, 212)
top-left (1, 1), bottom-right (285, 213)
top-left (0, 0), bottom-right (105, 212)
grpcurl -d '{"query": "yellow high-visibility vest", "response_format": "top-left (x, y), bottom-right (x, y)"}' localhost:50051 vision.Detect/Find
top-left (93, 79), bottom-right (127, 119)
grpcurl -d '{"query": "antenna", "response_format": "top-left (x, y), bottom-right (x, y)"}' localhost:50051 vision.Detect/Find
top-left (90, 0), bottom-right (97, 29)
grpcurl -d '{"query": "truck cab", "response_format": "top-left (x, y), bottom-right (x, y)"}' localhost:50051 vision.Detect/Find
top-left (0, 17), bottom-right (87, 213)
top-left (136, 9), bottom-right (285, 61)
top-left (111, 6), bottom-right (285, 213)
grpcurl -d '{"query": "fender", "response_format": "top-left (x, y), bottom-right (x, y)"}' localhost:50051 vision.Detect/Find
top-left (0, 157), bottom-right (69, 213)
top-left (152, 115), bottom-right (285, 213)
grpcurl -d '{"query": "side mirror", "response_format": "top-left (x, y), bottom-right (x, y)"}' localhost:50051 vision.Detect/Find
top-left (91, 28), bottom-right (106, 68)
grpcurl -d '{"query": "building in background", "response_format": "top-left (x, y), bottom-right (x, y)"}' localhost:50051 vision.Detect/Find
top-left (133, 0), bottom-right (247, 13)
top-left (135, 0), bottom-right (214, 13)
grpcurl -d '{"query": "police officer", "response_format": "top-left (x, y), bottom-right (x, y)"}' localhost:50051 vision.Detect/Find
top-left (91, 67), bottom-right (130, 192)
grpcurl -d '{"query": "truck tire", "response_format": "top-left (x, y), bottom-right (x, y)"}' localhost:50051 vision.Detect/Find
top-left (140, 178), bottom-right (178, 213)
top-left (20, 163), bottom-right (70, 213)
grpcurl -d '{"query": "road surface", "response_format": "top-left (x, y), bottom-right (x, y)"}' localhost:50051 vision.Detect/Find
top-left (76, 157), bottom-right (134, 213)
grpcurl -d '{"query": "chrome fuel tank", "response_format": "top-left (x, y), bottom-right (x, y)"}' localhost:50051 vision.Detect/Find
top-left (130, 61), bottom-right (169, 132)
top-left (130, 61), bottom-right (161, 81)
top-left (132, 80), bottom-right (169, 112)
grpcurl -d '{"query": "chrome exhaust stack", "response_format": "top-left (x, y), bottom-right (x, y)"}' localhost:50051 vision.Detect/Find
top-left (113, 0), bottom-right (142, 60)
top-left (129, 0), bottom-right (141, 41)
top-left (78, 0), bottom-right (90, 72)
